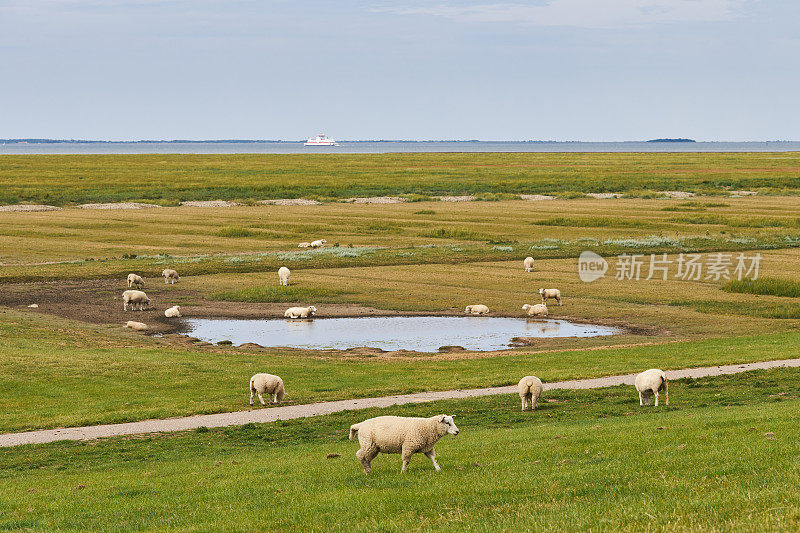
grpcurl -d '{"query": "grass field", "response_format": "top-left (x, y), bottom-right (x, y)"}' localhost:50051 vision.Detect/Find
top-left (1, 152), bottom-right (800, 205)
top-left (3, 153), bottom-right (800, 530)
top-left (2, 367), bottom-right (800, 531)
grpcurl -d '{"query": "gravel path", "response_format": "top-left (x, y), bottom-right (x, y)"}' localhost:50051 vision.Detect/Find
top-left (3, 358), bottom-right (799, 448)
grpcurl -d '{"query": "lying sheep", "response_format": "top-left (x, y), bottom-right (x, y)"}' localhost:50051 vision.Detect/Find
top-left (298, 242), bottom-right (311, 248)
top-left (523, 257), bottom-right (535, 272)
top-left (122, 290), bottom-right (150, 311)
top-left (310, 239), bottom-right (327, 248)
top-left (249, 373), bottom-right (286, 406)
top-left (278, 266), bottom-right (290, 286)
top-left (635, 369), bottom-right (669, 407)
top-left (349, 415), bottom-right (459, 474)
top-left (124, 320), bottom-right (148, 331)
top-left (284, 305), bottom-right (317, 319)
top-left (464, 304), bottom-right (489, 315)
top-left (162, 269), bottom-right (180, 284)
top-left (518, 375), bottom-right (543, 411)
top-left (164, 305), bottom-right (182, 318)
top-left (539, 288), bottom-right (562, 305)
top-left (126, 273), bottom-right (145, 289)
top-left (522, 303), bottom-right (548, 317)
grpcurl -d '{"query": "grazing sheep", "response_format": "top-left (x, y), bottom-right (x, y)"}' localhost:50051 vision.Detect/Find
top-left (249, 373), bottom-right (286, 406)
top-left (278, 266), bottom-right (291, 286)
top-left (538, 288), bottom-right (562, 305)
top-left (284, 305), bottom-right (317, 319)
top-left (124, 320), bottom-right (148, 331)
top-left (164, 305), bottom-right (182, 318)
top-left (464, 304), bottom-right (490, 315)
top-left (518, 376), bottom-right (543, 411)
top-left (126, 273), bottom-right (145, 289)
top-left (298, 242), bottom-right (311, 248)
top-left (122, 290), bottom-right (151, 311)
top-left (310, 239), bottom-right (327, 248)
top-left (523, 257), bottom-right (535, 272)
top-left (522, 303), bottom-right (548, 317)
top-left (349, 415), bottom-right (459, 474)
top-left (162, 269), bottom-right (180, 284)
top-left (635, 369), bottom-right (669, 407)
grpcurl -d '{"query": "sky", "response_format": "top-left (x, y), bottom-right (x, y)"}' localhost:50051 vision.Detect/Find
top-left (0, 0), bottom-right (798, 141)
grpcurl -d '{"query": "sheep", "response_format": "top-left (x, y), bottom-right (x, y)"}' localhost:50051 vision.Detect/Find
top-left (162, 269), bottom-right (180, 284)
top-left (164, 305), bottom-right (182, 318)
top-left (126, 273), bottom-right (145, 289)
top-left (522, 303), bottom-right (548, 317)
top-left (464, 304), bottom-right (490, 315)
top-left (249, 373), bottom-right (286, 406)
top-left (298, 242), bottom-right (311, 248)
top-left (310, 239), bottom-right (327, 248)
top-left (523, 257), bottom-right (535, 272)
top-left (538, 288), bottom-right (562, 305)
top-left (124, 320), bottom-right (148, 331)
top-left (278, 266), bottom-right (291, 286)
top-left (122, 290), bottom-right (151, 311)
top-left (349, 415), bottom-right (459, 474)
top-left (518, 376), bottom-right (543, 411)
top-left (284, 305), bottom-right (317, 319)
top-left (635, 369), bottom-right (669, 407)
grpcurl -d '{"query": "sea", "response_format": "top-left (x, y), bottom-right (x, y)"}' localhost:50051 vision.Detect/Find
top-left (1, 141), bottom-right (798, 155)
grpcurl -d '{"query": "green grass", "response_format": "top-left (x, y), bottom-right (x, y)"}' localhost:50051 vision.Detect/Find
top-left (669, 299), bottom-right (800, 319)
top-left (1, 152), bottom-right (800, 205)
top-left (532, 216), bottom-right (654, 229)
top-left (215, 225), bottom-right (256, 238)
top-left (2, 368), bottom-right (800, 531)
top-left (722, 277), bottom-right (800, 298)
top-left (209, 285), bottom-right (353, 303)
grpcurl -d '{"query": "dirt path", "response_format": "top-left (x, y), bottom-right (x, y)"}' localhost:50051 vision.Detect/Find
top-left (3, 358), bottom-right (799, 448)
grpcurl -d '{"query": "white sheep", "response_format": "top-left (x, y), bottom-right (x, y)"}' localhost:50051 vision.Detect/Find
top-left (349, 415), bottom-right (459, 474)
top-left (162, 269), bottom-right (180, 284)
top-left (122, 290), bottom-right (150, 311)
top-left (284, 305), bottom-right (317, 319)
top-left (249, 373), bottom-right (286, 405)
top-left (298, 242), bottom-right (311, 248)
top-left (278, 266), bottom-right (291, 286)
top-left (126, 273), bottom-right (145, 289)
top-left (164, 305), bottom-right (182, 318)
top-left (523, 257), bottom-right (535, 272)
top-left (538, 288), bottom-right (562, 305)
top-left (124, 320), bottom-right (148, 331)
top-left (464, 304), bottom-right (490, 315)
top-left (310, 239), bottom-right (327, 248)
top-left (522, 303), bottom-right (548, 317)
top-left (635, 369), bottom-right (669, 407)
top-left (518, 375), bottom-right (543, 411)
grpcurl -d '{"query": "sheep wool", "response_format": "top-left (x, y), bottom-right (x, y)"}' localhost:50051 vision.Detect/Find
top-left (122, 290), bottom-right (150, 311)
top-left (349, 415), bottom-right (459, 474)
top-left (284, 306), bottom-right (317, 319)
top-left (162, 269), bottom-right (180, 284)
top-left (522, 303), bottom-right (548, 317)
top-left (523, 257), bottom-right (535, 272)
top-left (298, 242), bottom-right (311, 248)
top-left (164, 305), bottom-right (182, 318)
top-left (249, 373), bottom-right (286, 405)
top-left (464, 304), bottom-right (490, 315)
top-left (126, 273), bottom-right (145, 289)
top-left (635, 369), bottom-right (668, 406)
top-left (124, 321), bottom-right (148, 331)
top-left (278, 267), bottom-right (291, 286)
top-left (518, 376), bottom-right (543, 411)
top-left (310, 239), bottom-right (327, 248)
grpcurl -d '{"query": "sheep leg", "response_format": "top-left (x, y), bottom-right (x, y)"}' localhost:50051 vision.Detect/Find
top-left (249, 389), bottom-right (254, 406)
top-left (638, 391), bottom-right (643, 407)
top-left (557, 297), bottom-right (562, 306)
top-left (424, 449), bottom-right (441, 472)
top-left (271, 393), bottom-right (278, 403)
top-left (401, 448), bottom-right (414, 473)
top-left (533, 395), bottom-right (538, 410)
top-left (357, 447), bottom-right (376, 474)
top-left (257, 392), bottom-right (266, 406)
top-left (521, 397), bottom-right (526, 411)
top-left (664, 380), bottom-right (669, 406)
top-left (654, 391), bottom-right (659, 407)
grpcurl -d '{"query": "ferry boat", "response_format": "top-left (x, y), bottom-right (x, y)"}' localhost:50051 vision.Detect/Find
top-left (304, 134), bottom-right (339, 146)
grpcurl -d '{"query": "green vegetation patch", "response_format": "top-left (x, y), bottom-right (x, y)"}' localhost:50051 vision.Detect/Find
top-left (209, 285), bottom-right (354, 303)
top-left (669, 298), bottom-right (800, 319)
top-left (216, 225), bottom-right (256, 238)
top-left (722, 277), bottom-right (800, 298)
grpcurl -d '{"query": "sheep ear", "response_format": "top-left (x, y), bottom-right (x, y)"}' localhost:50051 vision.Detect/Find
top-left (450, 415), bottom-right (456, 419)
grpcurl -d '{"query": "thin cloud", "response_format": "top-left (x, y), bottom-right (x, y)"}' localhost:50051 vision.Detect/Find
top-left (378, 0), bottom-right (745, 28)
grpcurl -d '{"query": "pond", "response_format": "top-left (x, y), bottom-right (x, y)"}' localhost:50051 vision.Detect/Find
top-left (182, 316), bottom-right (620, 352)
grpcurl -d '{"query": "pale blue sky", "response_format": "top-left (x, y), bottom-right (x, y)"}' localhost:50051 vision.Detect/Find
top-left (0, 0), bottom-right (797, 141)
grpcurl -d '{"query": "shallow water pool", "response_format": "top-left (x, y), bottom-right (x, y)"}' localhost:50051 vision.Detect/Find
top-left (183, 316), bottom-right (620, 352)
